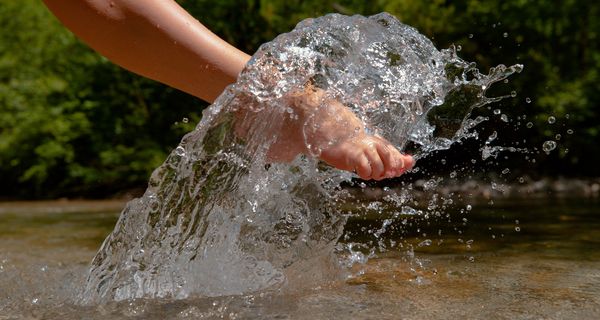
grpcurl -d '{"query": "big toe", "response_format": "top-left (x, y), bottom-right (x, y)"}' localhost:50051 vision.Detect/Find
top-left (401, 154), bottom-right (415, 171)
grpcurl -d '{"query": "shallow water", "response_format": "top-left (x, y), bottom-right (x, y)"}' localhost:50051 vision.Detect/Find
top-left (1, 198), bottom-right (599, 319)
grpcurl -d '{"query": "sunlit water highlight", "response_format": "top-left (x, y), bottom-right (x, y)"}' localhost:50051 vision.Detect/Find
top-left (77, 13), bottom-right (523, 302)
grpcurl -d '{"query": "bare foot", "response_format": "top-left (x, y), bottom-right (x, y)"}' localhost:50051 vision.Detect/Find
top-left (319, 134), bottom-right (414, 180)
top-left (265, 86), bottom-right (414, 180)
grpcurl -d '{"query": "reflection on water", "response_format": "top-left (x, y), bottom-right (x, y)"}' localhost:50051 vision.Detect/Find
top-left (1, 198), bottom-right (599, 319)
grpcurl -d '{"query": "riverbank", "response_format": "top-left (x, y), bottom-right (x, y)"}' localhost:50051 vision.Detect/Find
top-left (0, 199), bottom-right (127, 214)
top-left (351, 177), bottom-right (600, 202)
top-left (1, 178), bottom-right (599, 211)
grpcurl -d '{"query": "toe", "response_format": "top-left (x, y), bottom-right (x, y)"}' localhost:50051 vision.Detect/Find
top-left (365, 146), bottom-right (385, 180)
top-left (395, 154), bottom-right (414, 175)
top-left (355, 154), bottom-right (372, 180)
top-left (390, 147), bottom-right (405, 176)
top-left (375, 141), bottom-right (396, 179)
top-left (402, 154), bottom-right (415, 171)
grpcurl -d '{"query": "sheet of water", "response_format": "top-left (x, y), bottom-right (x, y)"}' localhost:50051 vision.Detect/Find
top-left (79, 13), bottom-right (522, 302)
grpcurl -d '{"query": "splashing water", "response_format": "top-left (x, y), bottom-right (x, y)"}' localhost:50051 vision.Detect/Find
top-left (82, 13), bottom-right (522, 303)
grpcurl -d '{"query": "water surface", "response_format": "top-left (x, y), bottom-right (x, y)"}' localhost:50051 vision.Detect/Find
top-left (1, 198), bottom-right (598, 319)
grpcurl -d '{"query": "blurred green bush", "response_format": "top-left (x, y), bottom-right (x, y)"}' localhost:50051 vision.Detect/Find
top-left (0, 0), bottom-right (598, 198)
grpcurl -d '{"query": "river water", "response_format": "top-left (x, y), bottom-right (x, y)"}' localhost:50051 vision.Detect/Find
top-left (1, 197), bottom-right (599, 319)
top-left (3, 11), bottom-right (595, 319)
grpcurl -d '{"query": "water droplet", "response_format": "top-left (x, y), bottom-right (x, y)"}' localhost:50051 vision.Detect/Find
top-left (449, 171), bottom-right (457, 178)
top-left (182, 117), bottom-right (189, 123)
top-left (501, 168), bottom-right (510, 175)
top-left (401, 206), bottom-right (418, 215)
top-left (515, 226), bottom-right (521, 232)
top-left (468, 256), bottom-right (475, 262)
top-left (423, 178), bottom-right (439, 190)
top-left (456, 45), bottom-right (462, 52)
top-left (493, 109), bottom-right (501, 115)
top-left (525, 97), bottom-right (531, 103)
top-left (519, 177), bottom-right (525, 183)
top-left (500, 114), bottom-right (508, 122)
top-left (547, 116), bottom-right (556, 124)
top-left (555, 134), bottom-right (561, 140)
top-left (491, 182), bottom-right (506, 193)
top-left (542, 140), bottom-right (557, 154)
top-left (503, 32), bottom-right (508, 38)
top-left (468, 33), bottom-right (474, 38)
top-left (466, 204), bottom-right (472, 211)
top-left (567, 129), bottom-right (573, 134)
top-left (486, 131), bottom-right (498, 143)
top-left (510, 91), bottom-right (517, 97)
top-left (174, 146), bottom-right (186, 157)
top-left (418, 239), bottom-right (432, 247)
top-left (526, 122), bottom-right (533, 128)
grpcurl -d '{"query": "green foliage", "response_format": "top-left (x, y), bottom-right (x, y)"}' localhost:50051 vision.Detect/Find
top-left (0, 0), bottom-right (203, 198)
top-left (380, 0), bottom-right (599, 174)
top-left (1, 0), bottom-right (598, 198)
top-left (183, 0), bottom-right (600, 175)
